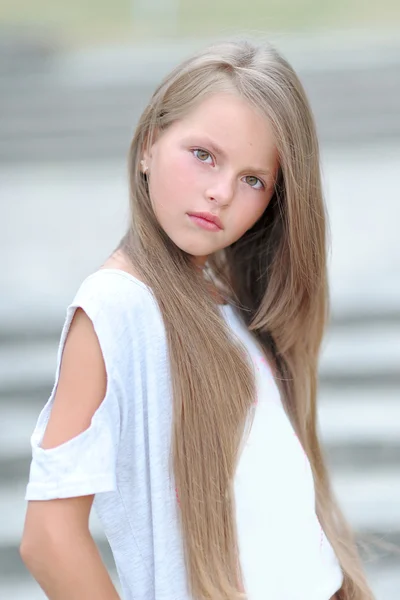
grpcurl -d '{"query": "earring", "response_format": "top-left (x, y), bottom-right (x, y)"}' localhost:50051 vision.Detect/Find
top-left (140, 159), bottom-right (149, 173)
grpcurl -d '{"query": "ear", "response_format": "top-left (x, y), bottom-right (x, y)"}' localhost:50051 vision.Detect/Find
top-left (141, 126), bottom-right (162, 168)
top-left (140, 159), bottom-right (149, 174)
top-left (142, 148), bottom-right (151, 167)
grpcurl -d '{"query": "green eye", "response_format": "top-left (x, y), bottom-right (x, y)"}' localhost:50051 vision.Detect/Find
top-left (194, 149), bottom-right (212, 162)
top-left (245, 175), bottom-right (263, 189)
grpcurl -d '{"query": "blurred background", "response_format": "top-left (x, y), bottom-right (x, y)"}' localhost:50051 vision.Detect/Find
top-left (1, 1), bottom-right (400, 598)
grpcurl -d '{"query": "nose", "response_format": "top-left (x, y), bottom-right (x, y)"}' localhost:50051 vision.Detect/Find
top-left (205, 173), bottom-right (235, 206)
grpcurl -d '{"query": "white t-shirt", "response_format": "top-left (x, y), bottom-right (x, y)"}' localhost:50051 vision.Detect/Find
top-left (25, 269), bottom-right (343, 600)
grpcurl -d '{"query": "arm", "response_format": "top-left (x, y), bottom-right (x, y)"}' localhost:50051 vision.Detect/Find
top-left (20, 308), bottom-right (120, 599)
top-left (20, 496), bottom-right (120, 599)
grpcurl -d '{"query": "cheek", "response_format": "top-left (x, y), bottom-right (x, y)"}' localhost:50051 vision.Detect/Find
top-left (159, 151), bottom-right (200, 199)
top-left (234, 197), bottom-right (269, 235)
top-left (149, 151), bottom-right (204, 233)
top-left (178, 154), bottom-right (206, 199)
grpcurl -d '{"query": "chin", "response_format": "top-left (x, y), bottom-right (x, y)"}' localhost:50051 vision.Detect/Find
top-left (182, 241), bottom-right (213, 252)
top-left (165, 232), bottom-right (213, 256)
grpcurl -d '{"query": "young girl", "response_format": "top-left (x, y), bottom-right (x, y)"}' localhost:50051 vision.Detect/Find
top-left (20, 39), bottom-right (374, 600)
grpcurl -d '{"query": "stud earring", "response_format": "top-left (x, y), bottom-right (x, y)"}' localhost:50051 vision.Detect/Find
top-left (140, 159), bottom-right (149, 173)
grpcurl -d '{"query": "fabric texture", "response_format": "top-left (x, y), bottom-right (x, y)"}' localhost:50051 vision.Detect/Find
top-left (25, 269), bottom-right (343, 599)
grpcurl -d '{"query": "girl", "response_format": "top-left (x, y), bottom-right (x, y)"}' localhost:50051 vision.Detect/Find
top-left (20, 39), bottom-right (374, 600)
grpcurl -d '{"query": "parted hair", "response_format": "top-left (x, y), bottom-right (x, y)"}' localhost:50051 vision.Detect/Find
top-left (118, 38), bottom-right (374, 600)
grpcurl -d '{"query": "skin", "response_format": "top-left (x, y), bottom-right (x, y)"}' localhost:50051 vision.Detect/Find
top-left (20, 93), bottom-right (280, 599)
top-left (142, 92), bottom-right (279, 268)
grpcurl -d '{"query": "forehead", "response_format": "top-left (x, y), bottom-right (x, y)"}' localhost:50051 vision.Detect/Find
top-left (173, 92), bottom-right (276, 164)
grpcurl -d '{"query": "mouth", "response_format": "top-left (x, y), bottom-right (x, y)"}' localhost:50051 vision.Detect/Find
top-left (187, 211), bottom-right (223, 231)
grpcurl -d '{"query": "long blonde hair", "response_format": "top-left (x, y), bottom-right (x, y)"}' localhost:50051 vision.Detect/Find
top-left (119, 39), bottom-right (374, 599)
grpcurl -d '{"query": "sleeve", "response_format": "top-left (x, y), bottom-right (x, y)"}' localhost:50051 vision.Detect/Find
top-left (24, 272), bottom-right (139, 501)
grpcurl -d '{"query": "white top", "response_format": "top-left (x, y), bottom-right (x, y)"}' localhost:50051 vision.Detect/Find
top-left (25, 269), bottom-right (343, 600)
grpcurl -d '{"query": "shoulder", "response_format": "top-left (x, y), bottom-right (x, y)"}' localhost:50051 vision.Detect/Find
top-left (77, 269), bottom-right (152, 309)
top-left (72, 272), bottom-right (158, 359)
top-left (58, 254), bottom-right (161, 365)
top-left (73, 252), bottom-right (156, 322)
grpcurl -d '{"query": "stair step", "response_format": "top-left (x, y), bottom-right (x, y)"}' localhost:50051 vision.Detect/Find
top-left (0, 483), bottom-right (107, 547)
top-left (318, 391), bottom-right (400, 469)
top-left (1, 386), bottom-right (400, 479)
top-left (2, 560), bottom-right (399, 600)
top-left (1, 322), bottom-right (399, 396)
top-left (324, 443), bottom-right (400, 471)
top-left (4, 467), bottom-right (400, 546)
top-left (318, 390), bottom-right (400, 443)
top-left (1, 146), bottom-right (399, 323)
top-left (332, 469), bottom-right (400, 533)
top-left (1, 563), bottom-right (399, 600)
top-left (2, 469), bottom-right (399, 583)
top-left (1, 388), bottom-right (399, 455)
top-left (0, 343), bottom-right (57, 393)
top-left (1, 47), bottom-right (399, 163)
top-left (320, 325), bottom-right (400, 375)
top-left (3, 424), bottom-right (400, 484)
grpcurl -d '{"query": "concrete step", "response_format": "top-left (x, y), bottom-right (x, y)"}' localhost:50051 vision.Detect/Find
top-left (1, 68), bottom-right (397, 132)
top-left (332, 469), bottom-right (400, 534)
top-left (0, 48), bottom-right (399, 162)
top-left (1, 321), bottom-right (399, 399)
top-left (0, 483), bottom-right (108, 549)
top-left (318, 390), bottom-right (400, 445)
top-left (1, 146), bottom-right (399, 322)
top-left (2, 563), bottom-right (400, 600)
top-left (320, 325), bottom-right (400, 376)
top-left (3, 380), bottom-right (400, 507)
top-left (2, 419), bottom-right (399, 486)
top-left (319, 389), bottom-right (400, 470)
top-left (2, 388), bottom-right (400, 478)
top-left (0, 483), bottom-right (116, 582)
top-left (2, 393), bottom-right (400, 527)
top-left (319, 323), bottom-right (400, 387)
top-left (1, 308), bottom-right (399, 344)
top-left (3, 31), bottom-right (400, 81)
top-left (0, 129), bottom-right (133, 164)
top-left (2, 467), bottom-right (399, 579)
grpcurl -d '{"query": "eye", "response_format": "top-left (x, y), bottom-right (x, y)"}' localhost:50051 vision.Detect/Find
top-left (193, 148), bottom-right (214, 164)
top-left (243, 175), bottom-right (264, 190)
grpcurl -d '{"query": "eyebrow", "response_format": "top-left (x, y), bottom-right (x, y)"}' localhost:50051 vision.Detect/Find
top-left (188, 135), bottom-right (273, 177)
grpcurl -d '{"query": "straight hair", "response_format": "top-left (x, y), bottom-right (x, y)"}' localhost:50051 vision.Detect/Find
top-left (118, 39), bottom-right (375, 599)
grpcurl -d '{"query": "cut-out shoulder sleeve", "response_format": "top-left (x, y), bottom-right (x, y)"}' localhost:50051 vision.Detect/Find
top-left (25, 270), bottom-right (153, 500)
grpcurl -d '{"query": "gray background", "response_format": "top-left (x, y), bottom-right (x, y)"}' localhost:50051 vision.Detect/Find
top-left (1, 30), bottom-right (400, 599)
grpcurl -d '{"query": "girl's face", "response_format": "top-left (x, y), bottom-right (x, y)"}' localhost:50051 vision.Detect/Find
top-left (143, 92), bottom-right (279, 266)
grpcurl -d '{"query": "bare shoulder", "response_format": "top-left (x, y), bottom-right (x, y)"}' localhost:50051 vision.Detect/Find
top-left (40, 307), bottom-right (107, 451)
top-left (19, 309), bottom-right (105, 541)
top-left (100, 248), bottom-right (143, 282)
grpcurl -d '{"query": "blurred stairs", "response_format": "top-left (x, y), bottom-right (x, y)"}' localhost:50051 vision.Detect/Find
top-left (0, 309), bottom-right (399, 598)
top-left (1, 35), bottom-right (400, 598)
top-left (0, 38), bottom-right (400, 163)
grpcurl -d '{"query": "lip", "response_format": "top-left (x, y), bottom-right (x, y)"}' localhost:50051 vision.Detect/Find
top-left (187, 211), bottom-right (223, 231)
